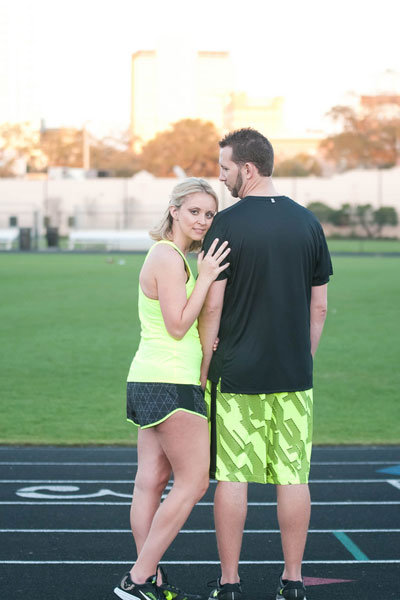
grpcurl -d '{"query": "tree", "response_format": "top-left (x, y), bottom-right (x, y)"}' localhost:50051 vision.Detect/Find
top-left (90, 131), bottom-right (140, 177)
top-left (330, 203), bottom-right (353, 227)
top-left (139, 119), bottom-right (219, 177)
top-left (274, 153), bottom-right (322, 177)
top-left (306, 201), bottom-right (335, 223)
top-left (0, 122), bottom-right (41, 176)
top-left (0, 123), bottom-right (141, 176)
top-left (310, 201), bottom-right (399, 237)
top-left (355, 204), bottom-right (375, 238)
top-left (373, 206), bottom-right (398, 235)
top-left (320, 100), bottom-right (400, 170)
top-left (354, 204), bottom-right (399, 237)
top-left (40, 128), bottom-right (84, 168)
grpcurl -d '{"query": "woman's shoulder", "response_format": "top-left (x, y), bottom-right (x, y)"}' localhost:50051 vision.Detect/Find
top-left (146, 241), bottom-right (185, 271)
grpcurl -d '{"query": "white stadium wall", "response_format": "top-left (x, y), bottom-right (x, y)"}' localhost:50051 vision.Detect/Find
top-left (0, 168), bottom-right (399, 236)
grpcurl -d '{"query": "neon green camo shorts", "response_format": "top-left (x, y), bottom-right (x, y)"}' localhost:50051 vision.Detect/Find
top-left (205, 380), bottom-right (313, 485)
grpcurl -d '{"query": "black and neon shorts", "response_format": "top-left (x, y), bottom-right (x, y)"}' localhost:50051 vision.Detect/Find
top-left (205, 380), bottom-right (313, 485)
top-left (127, 382), bottom-right (207, 429)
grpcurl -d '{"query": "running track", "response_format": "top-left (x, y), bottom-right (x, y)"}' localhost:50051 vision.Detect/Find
top-left (0, 445), bottom-right (399, 600)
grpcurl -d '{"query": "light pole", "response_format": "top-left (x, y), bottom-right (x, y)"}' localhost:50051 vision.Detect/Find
top-left (377, 168), bottom-right (383, 208)
top-left (82, 123), bottom-right (90, 171)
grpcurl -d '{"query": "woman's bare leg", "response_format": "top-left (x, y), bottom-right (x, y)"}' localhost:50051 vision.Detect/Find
top-left (130, 428), bottom-right (172, 555)
top-left (130, 411), bottom-right (210, 583)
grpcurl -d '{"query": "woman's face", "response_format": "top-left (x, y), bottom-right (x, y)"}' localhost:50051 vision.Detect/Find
top-left (171, 192), bottom-right (217, 242)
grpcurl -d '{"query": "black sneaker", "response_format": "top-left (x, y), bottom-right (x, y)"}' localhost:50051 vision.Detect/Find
top-left (208, 578), bottom-right (242, 600)
top-left (157, 565), bottom-right (202, 600)
top-left (276, 576), bottom-right (307, 600)
top-left (114, 572), bottom-right (164, 600)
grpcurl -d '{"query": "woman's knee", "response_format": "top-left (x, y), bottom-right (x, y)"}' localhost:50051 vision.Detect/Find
top-left (135, 463), bottom-right (171, 495)
top-left (195, 474), bottom-right (209, 502)
top-left (175, 471), bottom-right (209, 504)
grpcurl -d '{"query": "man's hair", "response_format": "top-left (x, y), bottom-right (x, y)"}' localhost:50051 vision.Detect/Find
top-left (219, 128), bottom-right (274, 176)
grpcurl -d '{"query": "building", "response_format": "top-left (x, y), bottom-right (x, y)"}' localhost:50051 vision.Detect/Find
top-left (130, 44), bottom-right (233, 147)
top-left (224, 93), bottom-right (285, 137)
top-left (271, 136), bottom-right (322, 161)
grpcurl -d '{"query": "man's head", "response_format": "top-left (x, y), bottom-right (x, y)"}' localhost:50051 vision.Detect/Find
top-left (218, 128), bottom-right (274, 198)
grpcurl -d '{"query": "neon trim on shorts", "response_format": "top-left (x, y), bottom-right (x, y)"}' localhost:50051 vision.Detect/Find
top-left (127, 409), bottom-right (208, 430)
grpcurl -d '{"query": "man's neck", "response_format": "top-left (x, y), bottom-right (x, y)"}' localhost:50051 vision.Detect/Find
top-left (240, 176), bottom-right (279, 198)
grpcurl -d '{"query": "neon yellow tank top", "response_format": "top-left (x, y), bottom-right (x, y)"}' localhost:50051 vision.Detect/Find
top-left (127, 240), bottom-right (202, 385)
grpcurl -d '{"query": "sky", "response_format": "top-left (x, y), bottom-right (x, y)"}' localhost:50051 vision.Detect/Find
top-left (1, 0), bottom-right (400, 137)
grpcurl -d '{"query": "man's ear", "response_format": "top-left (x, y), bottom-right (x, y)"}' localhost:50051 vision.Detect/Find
top-left (243, 162), bottom-right (256, 179)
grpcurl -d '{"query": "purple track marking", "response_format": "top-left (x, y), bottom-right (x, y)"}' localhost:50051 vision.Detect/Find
top-left (304, 577), bottom-right (355, 586)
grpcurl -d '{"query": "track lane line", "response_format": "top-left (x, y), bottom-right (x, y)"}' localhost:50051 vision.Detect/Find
top-left (1, 528), bottom-right (400, 533)
top-left (1, 500), bottom-right (400, 506)
top-left (1, 560), bottom-right (399, 565)
top-left (1, 478), bottom-right (397, 483)
top-left (0, 460), bottom-right (398, 466)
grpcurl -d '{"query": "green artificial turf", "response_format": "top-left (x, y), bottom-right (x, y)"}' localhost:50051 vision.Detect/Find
top-left (0, 251), bottom-right (399, 444)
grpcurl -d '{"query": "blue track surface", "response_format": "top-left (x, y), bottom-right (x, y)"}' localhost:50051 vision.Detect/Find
top-left (0, 445), bottom-right (399, 599)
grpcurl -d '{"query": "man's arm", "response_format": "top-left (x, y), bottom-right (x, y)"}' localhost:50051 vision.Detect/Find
top-left (198, 279), bottom-right (227, 388)
top-left (310, 283), bottom-right (328, 357)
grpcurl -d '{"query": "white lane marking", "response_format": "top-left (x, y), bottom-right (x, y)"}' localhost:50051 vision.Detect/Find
top-left (15, 486), bottom-right (133, 500)
top-left (0, 478), bottom-right (397, 483)
top-left (0, 560), bottom-right (399, 565)
top-left (308, 479), bottom-right (400, 483)
top-left (5, 478), bottom-right (398, 500)
top-left (1, 528), bottom-right (399, 533)
top-left (311, 461), bottom-right (400, 465)
top-left (0, 462), bottom-right (139, 466)
top-left (1, 480), bottom-right (136, 484)
top-left (6, 478), bottom-right (399, 501)
top-left (1, 500), bottom-right (399, 506)
top-left (0, 460), bottom-right (398, 466)
top-left (388, 479), bottom-right (400, 490)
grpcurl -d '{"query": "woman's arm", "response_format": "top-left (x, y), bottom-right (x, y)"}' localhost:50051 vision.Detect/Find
top-left (153, 240), bottom-right (230, 340)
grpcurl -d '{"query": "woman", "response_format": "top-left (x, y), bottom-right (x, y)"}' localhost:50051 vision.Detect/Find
top-left (114, 178), bottom-right (230, 600)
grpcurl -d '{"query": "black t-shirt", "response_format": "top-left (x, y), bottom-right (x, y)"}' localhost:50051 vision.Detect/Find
top-left (202, 195), bottom-right (333, 394)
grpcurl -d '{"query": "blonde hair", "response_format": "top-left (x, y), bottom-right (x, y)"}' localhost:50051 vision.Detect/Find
top-left (150, 177), bottom-right (218, 252)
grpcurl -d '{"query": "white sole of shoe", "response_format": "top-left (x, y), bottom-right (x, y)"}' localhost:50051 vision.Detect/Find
top-left (276, 595), bottom-right (307, 600)
top-left (114, 587), bottom-right (139, 600)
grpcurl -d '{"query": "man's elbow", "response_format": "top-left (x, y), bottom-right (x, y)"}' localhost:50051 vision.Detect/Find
top-left (202, 299), bottom-right (223, 318)
top-left (311, 303), bottom-right (327, 322)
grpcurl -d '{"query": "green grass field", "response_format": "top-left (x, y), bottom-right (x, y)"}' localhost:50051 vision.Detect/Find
top-left (0, 250), bottom-right (399, 445)
top-left (327, 238), bottom-right (400, 254)
top-left (16, 236), bottom-right (400, 254)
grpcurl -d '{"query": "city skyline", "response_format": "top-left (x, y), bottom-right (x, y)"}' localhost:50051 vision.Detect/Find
top-left (130, 47), bottom-right (234, 145)
top-left (1, 0), bottom-right (399, 139)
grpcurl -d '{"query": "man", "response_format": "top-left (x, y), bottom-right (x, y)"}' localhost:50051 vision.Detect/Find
top-left (199, 128), bottom-right (332, 600)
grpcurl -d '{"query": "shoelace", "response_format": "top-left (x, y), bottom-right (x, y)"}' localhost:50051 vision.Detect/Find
top-left (160, 583), bottom-right (181, 593)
